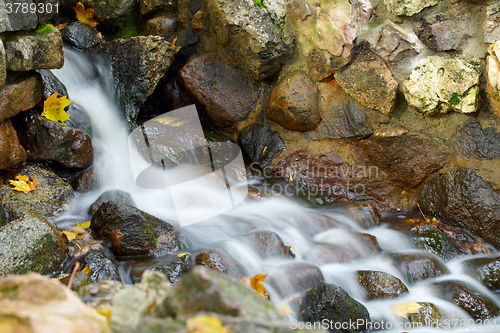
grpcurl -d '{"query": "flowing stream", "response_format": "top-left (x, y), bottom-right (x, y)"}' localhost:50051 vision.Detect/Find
top-left (51, 48), bottom-right (500, 332)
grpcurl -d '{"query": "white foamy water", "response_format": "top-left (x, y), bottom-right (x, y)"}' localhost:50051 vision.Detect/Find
top-left (52, 48), bottom-right (500, 332)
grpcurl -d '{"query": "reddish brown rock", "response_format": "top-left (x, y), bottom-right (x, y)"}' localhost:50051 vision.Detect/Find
top-left (267, 71), bottom-right (320, 131)
top-left (357, 270), bottom-right (409, 300)
top-left (195, 249), bottom-right (246, 278)
top-left (12, 110), bottom-right (93, 168)
top-left (143, 15), bottom-right (178, 39)
top-left (245, 231), bottom-right (290, 259)
top-left (0, 73), bottom-right (42, 123)
top-left (180, 52), bottom-right (260, 128)
top-left (0, 119), bottom-right (27, 170)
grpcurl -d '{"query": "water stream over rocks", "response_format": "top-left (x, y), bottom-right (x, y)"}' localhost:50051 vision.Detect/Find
top-left (52, 48), bottom-right (500, 332)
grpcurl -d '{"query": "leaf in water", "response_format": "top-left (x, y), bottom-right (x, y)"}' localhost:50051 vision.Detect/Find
top-left (73, 2), bottom-right (99, 27)
top-left (9, 175), bottom-right (38, 194)
top-left (276, 298), bottom-right (294, 316)
top-left (155, 116), bottom-right (176, 124)
top-left (62, 230), bottom-right (79, 242)
top-left (76, 221), bottom-right (91, 229)
top-left (171, 120), bottom-right (190, 127)
top-left (95, 302), bottom-right (112, 325)
top-left (54, 22), bottom-right (68, 30)
top-left (177, 252), bottom-right (191, 257)
top-left (185, 314), bottom-right (232, 333)
top-left (42, 93), bottom-right (72, 124)
top-left (82, 265), bottom-right (92, 275)
top-left (170, 35), bottom-right (180, 52)
top-left (240, 274), bottom-right (269, 300)
top-left (392, 302), bottom-right (422, 318)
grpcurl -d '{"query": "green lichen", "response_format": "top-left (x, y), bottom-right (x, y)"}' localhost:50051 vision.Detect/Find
top-left (35, 24), bottom-right (54, 36)
top-left (253, 0), bottom-right (267, 10)
top-left (449, 92), bottom-right (461, 106)
top-left (144, 223), bottom-right (157, 249)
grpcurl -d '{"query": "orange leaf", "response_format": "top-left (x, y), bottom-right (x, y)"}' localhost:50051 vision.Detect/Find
top-left (240, 274), bottom-right (269, 300)
top-left (9, 175), bottom-right (38, 194)
top-left (185, 314), bottom-right (232, 333)
top-left (73, 2), bottom-right (99, 27)
top-left (42, 93), bottom-right (72, 124)
top-left (170, 35), bottom-right (180, 52)
top-left (54, 22), bottom-right (68, 30)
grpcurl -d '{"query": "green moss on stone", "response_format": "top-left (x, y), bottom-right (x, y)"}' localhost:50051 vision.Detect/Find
top-left (449, 92), bottom-right (461, 106)
top-left (35, 24), bottom-right (55, 36)
top-left (144, 223), bottom-right (157, 249)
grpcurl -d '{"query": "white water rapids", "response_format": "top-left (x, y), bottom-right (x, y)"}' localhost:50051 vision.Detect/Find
top-left (51, 47), bottom-right (500, 332)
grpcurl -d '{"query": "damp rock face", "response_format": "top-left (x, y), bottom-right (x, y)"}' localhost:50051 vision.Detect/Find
top-left (403, 56), bottom-right (481, 115)
top-left (0, 72), bottom-right (42, 124)
top-left (356, 270), bottom-right (409, 300)
top-left (455, 120), bottom-right (500, 159)
top-left (463, 256), bottom-right (500, 293)
top-left (238, 123), bottom-right (284, 171)
top-left (0, 119), bottom-right (27, 170)
top-left (388, 252), bottom-right (449, 283)
top-left (384, 0), bottom-right (438, 16)
top-left (90, 201), bottom-right (181, 257)
top-left (195, 249), bottom-right (247, 278)
top-left (484, 2), bottom-right (500, 44)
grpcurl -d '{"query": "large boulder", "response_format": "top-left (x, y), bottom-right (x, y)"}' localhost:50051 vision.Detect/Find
top-left (463, 256), bottom-right (500, 292)
top-left (418, 168), bottom-right (500, 248)
top-left (90, 201), bottom-right (181, 256)
top-left (0, 162), bottom-right (75, 225)
top-left (0, 72), bottom-right (42, 123)
top-left (12, 110), bottom-right (94, 169)
top-left (0, 119), bottom-right (27, 170)
top-left (88, 189), bottom-right (136, 216)
top-left (384, 0), bottom-right (438, 16)
top-left (403, 56), bottom-right (481, 115)
top-left (455, 120), bottom-right (500, 159)
top-left (202, 0), bottom-right (290, 80)
top-left (61, 0), bottom-right (136, 26)
top-left (84, 251), bottom-right (120, 283)
top-left (334, 45), bottom-right (398, 115)
top-left (179, 52), bottom-right (260, 128)
top-left (0, 211), bottom-right (65, 276)
top-left (266, 71), bottom-right (320, 131)
top-left (3, 26), bottom-right (64, 71)
top-left (60, 22), bottom-right (102, 50)
top-left (0, 0), bottom-right (38, 33)
top-left (0, 273), bottom-right (109, 333)
top-left (102, 36), bottom-right (175, 127)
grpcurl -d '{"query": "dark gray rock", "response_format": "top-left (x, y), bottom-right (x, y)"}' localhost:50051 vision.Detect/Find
top-left (408, 222), bottom-right (462, 261)
top-left (34, 0), bottom-right (59, 25)
top-left (245, 231), bottom-right (290, 259)
top-left (130, 254), bottom-right (192, 284)
top-left (238, 124), bottom-right (284, 171)
top-left (64, 103), bottom-right (93, 137)
top-left (60, 0), bottom-right (136, 25)
top-left (388, 252), bottom-right (449, 284)
top-left (463, 256), bottom-right (500, 293)
top-left (0, 0), bottom-right (38, 33)
top-left (418, 168), bottom-right (500, 248)
top-left (0, 210), bottom-right (65, 277)
top-left (89, 189), bottom-right (136, 216)
top-left (85, 251), bottom-right (120, 283)
top-left (455, 120), bottom-right (500, 159)
top-left (266, 262), bottom-right (324, 298)
top-left (60, 22), bottom-right (102, 50)
top-left (37, 69), bottom-right (68, 100)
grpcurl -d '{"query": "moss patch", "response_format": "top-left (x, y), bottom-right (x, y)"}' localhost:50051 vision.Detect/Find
top-left (449, 92), bottom-right (462, 106)
top-left (35, 24), bottom-right (55, 36)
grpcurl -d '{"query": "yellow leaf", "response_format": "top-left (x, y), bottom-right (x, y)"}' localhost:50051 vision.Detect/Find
top-left (82, 265), bottom-right (92, 275)
top-left (62, 230), bottom-right (78, 241)
top-left (76, 221), bottom-right (91, 229)
top-left (42, 93), bottom-right (72, 124)
top-left (240, 274), bottom-right (269, 300)
top-left (171, 120), bottom-right (190, 127)
top-left (54, 22), bottom-right (68, 30)
top-left (97, 32), bottom-right (103, 40)
top-left (9, 175), bottom-right (38, 194)
top-left (170, 35), bottom-right (180, 52)
top-left (262, 146), bottom-right (267, 154)
top-left (185, 314), bottom-right (232, 333)
top-left (155, 116), bottom-right (176, 124)
top-left (73, 2), bottom-right (99, 27)
top-left (392, 302), bottom-right (422, 318)
top-left (177, 252), bottom-right (191, 257)
top-left (277, 300), bottom-right (294, 316)
top-left (95, 304), bottom-right (112, 325)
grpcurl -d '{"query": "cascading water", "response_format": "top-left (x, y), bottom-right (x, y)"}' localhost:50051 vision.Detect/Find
top-left (52, 48), bottom-right (500, 332)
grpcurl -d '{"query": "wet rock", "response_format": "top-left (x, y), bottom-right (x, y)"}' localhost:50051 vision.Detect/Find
top-left (289, 0), bottom-right (373, 81)
top-left (388, 252), bottom-right (449, 283)
top-left (61, 0), bottom-right (136, 25)
top-left (0, 119), bottom-right (27, 170)
top-left (334, 45), bottom-right (398, 115)
top-left (403, 56), bottom-right (481, 115)
top-left (64, 102), bottom-right (93, 137)
top-left (357, 270), bottom-right (409, 300)
top-left (245, 231), bottom-right (289, 259)
top-left (418, 168), bottom-right (500, 248)
top-left (455, 120), bottom-right (500, 159)
top-left (409, 222), bottom-right (462, 261)
top-left (70, 166), bottom-right (99, 193)
top-left (306, 243), bottom-right (372, 265)
top-left (0, 72), bottom-right (42, 123)
top-left (89, 190), bottom-right (136, 216)
top-left (395, 302), bottom-right (449, 328)
top-left (165, 266), bottom-right (282, 320)
top-left (300, 283), bottom-right (370, 333)
top-left (202, 0), bottom-right (289, 80)
top-left (37, 69), bottom-right (67, 100)
top-left (0, 273), bottom-right (109, 333)
top-left (344, 202), bottom-right (383, 229)
top-left (309, 98), bottom-right (373, 140)
top-left (419, 4), bottom-right (475, 51)
top-left (3, 26), bottom-right (64, 71)
top-left (139, 0), bottom-right (175, 16)
top-left (0, 0), bottom-right (38, 32)
top-left (366, 19), bottom-right (424, 62)
top-left (143, 15), bottom-right (178, 39)
top-left (384, 0), bottom-right (438, 16)
top-left (195, 249), bottom-right (246, 278)
top-left (130, 254), bottom-right (192, 284)
top-left (357, 129), bottom-right (450, 188)
top-left (0, 40), bottom-right (5, 90)
top-left (12, 110), bottom-right (94, 168)
top-left (238, 124), bottom-right (284, 171)
top-left (0, 211), bottom-right (65, 277)
top-left (179, 52), bottom-right (259, 128)
top-left (484, 1), bottom-right (500, 44)
top-left (91, 201), bottom-right (181, 257)
top-left (433, 280), bottom-right (500, 319)
top-left (103, 36), bottom-right (175, 127)
top-left (266, 262), bottom-right (324, 298)
top-left (295, 212), bottom-right (343, 237)
top-left (463, 256), bottom-right (500, 292)
top-left (486, 41), bottom-right (500, 117)
top-left (0, 162), bottom-right (75, 224)
top-left (60, 22), bottom-right (102, 50)
top-left (35, 0), bottom-right (60, 25)
top-left (85, 251), bottom-right (120, 283)
top-left (267, 71), bottom-right (320, 132)
top-left (78, 280), bottom-right (124, 308)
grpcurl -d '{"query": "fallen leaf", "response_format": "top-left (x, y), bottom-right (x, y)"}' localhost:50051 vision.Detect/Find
top-left (185, 314), bottom-right (232, 333)
top-left (155, 116), bottom-right (176, 124)
top-left (392, 302), bottom-right (422, 318)
top-left (276, 300), bottom-right (294, 316)
top-left (76, 221), bottom-right (91, 229)
top-left (171, 120), bottom-right (190, 127)
top-left (42, 93), bottom-right (72, 124)
top-left (95, 303), bottom-right (112, 325)
top-left (62, 230), bottom-right (79, 242)
top-left (73, 2), bottom-right (99, 27)
top-left (177, 252), bottom-right (191, 257)
top-left (54, 22), bottom-right (68, 30)
top-left (240, 274), bottom-right (269, 300)
top-left (82, 265), bottom-right (92, 275)
top-left (170, 35), bottom-right (180, 52)
top-left (9, 175), bottom-right (38, 194)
